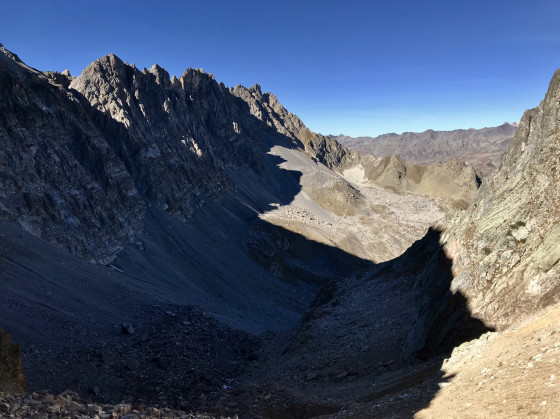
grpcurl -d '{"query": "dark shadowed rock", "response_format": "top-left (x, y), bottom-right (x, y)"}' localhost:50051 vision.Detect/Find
top-left (0, 329), bottom-right (25, 394)
top-left (120, 323), bottom-right (135, 335)
top-left (0, 44), bottom-right (145, 263)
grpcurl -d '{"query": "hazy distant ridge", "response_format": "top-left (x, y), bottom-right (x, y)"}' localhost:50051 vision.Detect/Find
top-left (335, 122), bottom-right (518, 176)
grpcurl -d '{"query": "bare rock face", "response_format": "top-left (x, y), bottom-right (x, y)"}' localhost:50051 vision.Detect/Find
top-left (231, 84), bottom-right (307, 142)
top-left (0, 329), bottom-right (25, 394)
top-left (406, 69), bottom-right (560, 354)
top-left (70, 56), bottom-right (238, 221)
top-left (0, 45), bottom-right (144, 263)
top-left (444, 69), bottom-right (560, 327)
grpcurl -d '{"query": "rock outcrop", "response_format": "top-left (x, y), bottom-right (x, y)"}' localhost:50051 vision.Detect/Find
top-left (0, 391), bottom-right (230, 418)
top-left (0, 44), bottom-right (144, 263)
top-left (442, 69), bottom-right (560, 327)
top-left (405, 69), bottom-right (560, 355)
top-left (0, 329), bottom-right (25, 394)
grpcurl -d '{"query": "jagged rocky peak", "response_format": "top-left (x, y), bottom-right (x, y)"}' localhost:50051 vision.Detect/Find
top-left (176, 67), bottom-right (221, 95)
top-left (69, 56), bottom-right (256, 223)
top-left (42, 69), bottom-right (74, 87)
top-left (0, 43), bottom-right (24, 65)
top-left (231, 83), bottom-right (306, 144)
top-left (0, 43), bottom-right (47, 81)
top-left (145, 63), bottom-right (170, 86)
top-left (0, 45), bottom-right (144, 263)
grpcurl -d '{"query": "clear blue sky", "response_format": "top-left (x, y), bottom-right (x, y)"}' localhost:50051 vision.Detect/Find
top-left (2, 0), bottom-right (560, 136)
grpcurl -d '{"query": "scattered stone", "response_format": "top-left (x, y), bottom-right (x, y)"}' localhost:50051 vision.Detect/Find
top-left (121, 323), bottom-right (135, 335)
top-left (0, 391), bottom-right (238, 418)
top-left (305, 372), bottom-right (318, 381)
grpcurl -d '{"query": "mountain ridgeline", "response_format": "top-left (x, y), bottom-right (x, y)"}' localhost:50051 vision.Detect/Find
top-left (336, 122), bottom-right (518, 177)
top-left (0, 42), bottom-right (479, 403)
top-left (2, 41), bottom-right (559, 417)
top-left (0, 43), bottom-right (478, 265)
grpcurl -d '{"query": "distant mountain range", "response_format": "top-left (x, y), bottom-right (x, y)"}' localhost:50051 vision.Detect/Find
top-left (334, 122), bottom-right (518, 176)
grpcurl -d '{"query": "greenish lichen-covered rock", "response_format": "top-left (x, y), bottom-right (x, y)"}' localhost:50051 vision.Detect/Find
top-left (409, 68), bottom-right (560, 347)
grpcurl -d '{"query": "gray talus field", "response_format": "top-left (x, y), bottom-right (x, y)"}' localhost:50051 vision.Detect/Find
top-left (261, 145), bottom-right (446, 263)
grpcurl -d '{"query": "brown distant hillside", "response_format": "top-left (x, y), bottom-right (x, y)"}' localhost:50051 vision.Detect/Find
top-left (335, 122), bottom-right (518, 176)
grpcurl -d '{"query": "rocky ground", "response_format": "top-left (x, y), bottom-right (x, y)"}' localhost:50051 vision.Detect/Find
top-left (416, 303), bottom-right (560, 418)
top-left (0, 390), bottom-right (233, 418)
top-left (211, 231), bottom-right (448, 418)
top-left (260, 145), bottom-right (447, 264)
top-left (21, 304), bottom-right (256, 414)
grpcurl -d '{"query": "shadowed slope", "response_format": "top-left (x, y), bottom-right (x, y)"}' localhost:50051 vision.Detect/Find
top-left (227, 228), bottom-right (494, 418)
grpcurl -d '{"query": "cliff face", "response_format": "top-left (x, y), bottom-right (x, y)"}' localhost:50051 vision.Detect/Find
top-left (0, 45), bottom-right (144, 263)
top-left (0, 329), bottom-right (25, 394)
top-left (406, 69), bottom-right (560, 354)
top-left (443, 69), bottom-right (560, 327)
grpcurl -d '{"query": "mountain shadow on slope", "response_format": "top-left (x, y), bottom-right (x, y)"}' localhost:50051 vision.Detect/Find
top-left (0, 51), bottom-right (378, 409)
top-left (0, 45), bottom-right (490, 416)
top-left (235, 228), bottom-right (495, 418)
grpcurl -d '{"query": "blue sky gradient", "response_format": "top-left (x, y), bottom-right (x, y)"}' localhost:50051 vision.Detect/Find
top-left (3, 0), bottom-right (560, 136)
